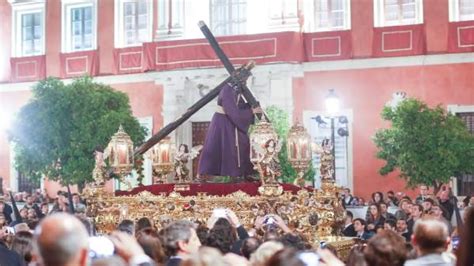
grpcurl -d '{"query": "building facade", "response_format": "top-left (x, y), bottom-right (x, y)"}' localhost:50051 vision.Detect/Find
top-left (0, 0), bottom-right (473, 198)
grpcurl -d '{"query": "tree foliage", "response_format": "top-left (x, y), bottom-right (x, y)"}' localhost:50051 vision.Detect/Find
top-left (265, 106), bottom-right (315, 183)
top-left (9, 77), bottom-right (146, 186)
top-left (373, 98), bottom-right (474, 192)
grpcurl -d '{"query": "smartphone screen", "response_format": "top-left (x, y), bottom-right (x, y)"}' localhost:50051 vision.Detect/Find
top-left (89, 236), bottom-right (115, 259)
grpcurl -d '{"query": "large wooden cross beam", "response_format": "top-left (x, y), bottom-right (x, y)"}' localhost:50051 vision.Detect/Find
top-left (135, 22), bottom-right (266, 155)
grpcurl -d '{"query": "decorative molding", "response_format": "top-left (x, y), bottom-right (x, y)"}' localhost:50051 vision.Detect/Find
top-left (381, 30), bottom-right (413, 52)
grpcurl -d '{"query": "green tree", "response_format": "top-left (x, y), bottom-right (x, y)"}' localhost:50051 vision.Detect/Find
top-left (373, 98), bottom-right (474, 193)
top-left (265, 106), bottom-right (315, 184)
top-left (9, 77), bottom-right (146, 187)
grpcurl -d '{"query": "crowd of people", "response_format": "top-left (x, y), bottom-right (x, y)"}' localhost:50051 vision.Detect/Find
top-left (0, 184), bottom-right (473, 266)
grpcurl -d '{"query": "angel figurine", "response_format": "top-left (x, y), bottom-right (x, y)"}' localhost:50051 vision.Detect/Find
top-left (174, 144), bottom-right (203, 183)
top-left (92, 147), bottom-right (107, 185)
top-left (254, 139), bottom-right (281, 184)
top-left (318, 139), bottom-right (335, 181)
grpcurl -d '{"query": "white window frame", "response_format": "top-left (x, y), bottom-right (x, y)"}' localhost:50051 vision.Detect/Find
top-left (156, 0), bottom-right (185, 39)
top-left (61, 0), bottom-right (97, 53)
top-left (10, 1), bottom-right (46, 57)
top-left (209, 0), bottom-right (248, 36)
top-left (267, 0), bottom-right (300, 32)
top-left (305, 0), bottom-right (351, 32)
top-left (303, 109), bottom-right (354, 190)
top-left (449, 0), bottom-right (474, 22)
top-left (373, 0), bottom-right (423, 27)
top-left (114, 0), bottom-right (153, 48)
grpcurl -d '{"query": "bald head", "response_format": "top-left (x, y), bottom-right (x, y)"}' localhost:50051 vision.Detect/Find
top-left (412, 218), bottom-right (449, 255)
top-left (35, 213), bottom-right (89, 266)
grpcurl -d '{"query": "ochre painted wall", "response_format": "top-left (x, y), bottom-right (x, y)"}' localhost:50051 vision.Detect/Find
top-left (293, 62), bottom-right (474, 199)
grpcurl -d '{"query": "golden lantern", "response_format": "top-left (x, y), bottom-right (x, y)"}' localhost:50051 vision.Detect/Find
top-left (105, 125), bottom-right (134, 176)
top-left (287, 122), bottom-right (312, 187)
top-left (147, 137), bottom-right (176, 183)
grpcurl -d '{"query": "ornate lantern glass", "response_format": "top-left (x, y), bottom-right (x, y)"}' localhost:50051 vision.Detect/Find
top-left (147, 137), bottom-right (176, 183)
top-left (250, 121), bottom-right (279, 165)
top-left (106, 125), bottom-right (134, 176)
top-left (287, 122), bottom-right (312, 169)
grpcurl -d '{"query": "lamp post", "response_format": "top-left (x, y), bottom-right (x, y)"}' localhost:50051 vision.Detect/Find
top-left (324, 89), bottom-right (340, 180)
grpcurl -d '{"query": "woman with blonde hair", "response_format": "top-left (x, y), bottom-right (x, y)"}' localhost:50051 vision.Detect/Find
top-left (249, 241), bottom-right (284, 266)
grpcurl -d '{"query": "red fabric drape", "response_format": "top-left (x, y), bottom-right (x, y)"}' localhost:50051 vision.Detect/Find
top-left (115, 182), bottom-right (312, 197)
top-left (60, 50), bottom-right (99, 78)
top-left (10, 55), bottom-right (46, 82)
top-left (372, 24), bottom-right (426, 57)
top-left (303, 30), bottom-right (352, 61)
top-left (113, 46), bottom-right (150, 74)
top-left (145, 31), bottom-right (304, 71)
top-left (448, 21), bottom-right (474, 53)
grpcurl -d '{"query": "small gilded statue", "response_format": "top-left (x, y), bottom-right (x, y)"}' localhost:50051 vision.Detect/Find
top-left (174, 144), bottom-right (203, 183)
top-left (254, 139), bottom-right (281, 184)
top-left (92, 147), bottom-right (107, 185)
top-left (318, 138), bottom-right (335, 181)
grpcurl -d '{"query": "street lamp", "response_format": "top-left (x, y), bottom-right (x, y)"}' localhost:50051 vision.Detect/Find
top-left (325, 89), bottom-right (340, 180)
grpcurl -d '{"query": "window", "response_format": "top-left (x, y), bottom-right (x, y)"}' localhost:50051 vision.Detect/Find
top-left (157, 0), bottom-right (185, 39)
top-left (11, 2), bottom-right (45, 57)
top-left (449, 0), bottom-right (474, 22)
top-left (115, 0), bottom-right (153, 48)
top-left (312, 0), bottom-right (351, 32)
top-left (374, 0), bottom-right (423, 27)
top-left (210, 0), bottom-right (247, 36)
top-left (62, 1), bottom-right (97, 53)
top-left (268, 0), bottom-right (299, 30)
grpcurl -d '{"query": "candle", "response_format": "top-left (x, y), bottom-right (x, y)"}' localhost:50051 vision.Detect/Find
top-left (118, 144), bottom-right (128, 164)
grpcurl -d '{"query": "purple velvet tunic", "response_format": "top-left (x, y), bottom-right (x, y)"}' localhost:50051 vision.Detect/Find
top-left (198, 83), bottom-right (255, 177)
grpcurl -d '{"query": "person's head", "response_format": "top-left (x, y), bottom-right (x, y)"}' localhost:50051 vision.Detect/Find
top-left (20, 207), bottom-right (28, 218)
top-left (57, 191), bottom-right (67, 204)
top-left (195, 225), bottom-right (209, 245)
top-left (72, 193), bottom-right (81, 204)
top-left (279, 233), bottom-right (307, 251)
top-left (35, 213), bottom-right (89, 266)
top-left (438, 187), bottom-right (449, 202)
top-left (263, 248), bottom-right (305, 266)
top-left (343, 188), bottom-right (351, 196)
top-left (161, 220), bottom-right (201, 257)
top-left (345, 210), bottom-right (353, 224)
top-left (399, 199), bottom-right (411, 212)
top-left (26, 195), bottom-right (34, 205)
top-left (411, 218), bottom-right (450, 256)
top-left (430, 205), bottom-right (443, 219)
top-left (383, 219), bottom-right (395, 231)
top-left (419, 185), bottom-right (428, 196)
top-left (241, 237), bottom-right (261, 259)
top-left (364, 230), bottom-right (407, 266)
top-left (179, 144), bottom-right (189, 153)
top-left (0, 213), bottom-right (6, 226)
top-left (456, 207), bottom-right (474, 266)
top-left (136, 217), bottom-right (153, 232)
top-left (372, 192), bottom-right (383, 203)
top-left (41, 203), bottom-right (49, 215)
top-left (387, 190), bottom-right (395, 198)
top-left (369, 203), bottom-right (381, 218)
top-left (117, 219), bottom-right (135, 235)
top-left (136, 230), bottom-right (165, 264)
top-left (354, 218), bottom-right (366, 233)
top-left (469, 197), bottom-right (474, 207)
top-left (181, 246), bottom-right (227, 266)
top-left (11, 231), bottom-right (34, 264)
top-left (249, 241), bottom-right (284, 266)
top-left (379, 202), bottom-right (388, 214)
top-left (27, 208), bottom-right (37, 220)
top-left (422, 198), bottom-right (434, 212)
top-left (206, 219), bottom-right (237, 254)
top-left (411, 204), bottom-right (424, 219)
top-left (396, 219), bottom-right (408, 233)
